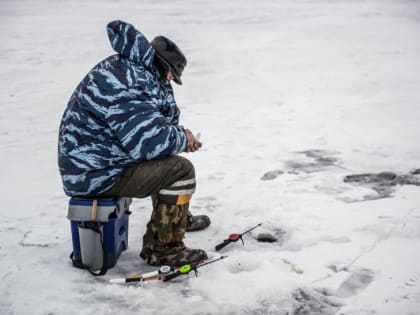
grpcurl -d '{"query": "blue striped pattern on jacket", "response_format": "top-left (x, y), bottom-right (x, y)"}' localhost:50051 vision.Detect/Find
top-left (58, 20), bottom-right (187, 196)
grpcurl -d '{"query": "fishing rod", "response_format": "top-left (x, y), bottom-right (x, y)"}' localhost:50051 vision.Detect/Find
top-left (215, 223), bottom-right (262, 251)
top-left (109, 256), bottom-right (228, 284)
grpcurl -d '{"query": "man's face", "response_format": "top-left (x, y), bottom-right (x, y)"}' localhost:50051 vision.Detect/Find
top-left (166, 70), bottom-right (174, 81)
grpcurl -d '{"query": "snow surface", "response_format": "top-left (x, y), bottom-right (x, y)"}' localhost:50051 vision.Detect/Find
top-left (1, 0), bottom-right (420, 314)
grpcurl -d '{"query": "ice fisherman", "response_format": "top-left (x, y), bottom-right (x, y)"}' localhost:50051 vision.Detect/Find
top-left (58, 20), bottom-right (210, 266)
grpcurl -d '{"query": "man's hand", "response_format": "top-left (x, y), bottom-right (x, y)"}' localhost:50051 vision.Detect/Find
top-left (185, 129), bottom-right (202, 153)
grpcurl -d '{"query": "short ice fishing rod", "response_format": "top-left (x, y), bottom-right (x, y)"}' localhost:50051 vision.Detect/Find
top-left (215, 223), bottom-right (262, 251)
top-left (109, 256), bottom-right (228, 284)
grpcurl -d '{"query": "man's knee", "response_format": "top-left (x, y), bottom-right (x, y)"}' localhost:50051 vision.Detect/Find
top-left (158, 156), bottom-right (196, 205)
top-left (168, 155), bottom-right (195, 180)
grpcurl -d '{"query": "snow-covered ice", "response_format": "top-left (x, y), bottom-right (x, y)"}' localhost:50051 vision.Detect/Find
top-left (1, 0), bottom-right (420, 314)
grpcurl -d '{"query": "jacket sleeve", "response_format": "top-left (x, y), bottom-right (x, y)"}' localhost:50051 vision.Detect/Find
top-left (163, 81), bottom-right (181, 126)
top-left (106, 98), bottom-right (188, 161)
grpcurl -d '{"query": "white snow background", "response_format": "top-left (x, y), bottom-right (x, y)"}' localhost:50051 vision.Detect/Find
top-left (1, 0), bottom-right (420, 314)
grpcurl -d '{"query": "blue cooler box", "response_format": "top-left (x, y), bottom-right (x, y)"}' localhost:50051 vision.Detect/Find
top-left (67, 198), bottom-right (131, 271)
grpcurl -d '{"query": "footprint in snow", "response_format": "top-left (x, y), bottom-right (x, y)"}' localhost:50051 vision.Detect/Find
top-left (292, 287), bottom-right (343, 315)
top-left (336, 267), bottom-right (375, 298)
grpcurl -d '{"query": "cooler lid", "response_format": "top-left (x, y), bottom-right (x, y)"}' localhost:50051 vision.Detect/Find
top-left (67, 197), bottom-right (132, 222)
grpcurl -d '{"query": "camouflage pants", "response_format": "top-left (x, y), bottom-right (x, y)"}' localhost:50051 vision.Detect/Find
top-left (100, 156), bottom-right (195, 256)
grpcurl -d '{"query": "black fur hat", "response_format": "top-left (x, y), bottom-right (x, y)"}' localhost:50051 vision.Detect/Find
top-left (151, 36), bottom-right (187, 85)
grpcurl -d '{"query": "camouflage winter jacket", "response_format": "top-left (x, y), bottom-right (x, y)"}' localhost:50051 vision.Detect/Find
top-left (58, 20), bottom-right (188, 196)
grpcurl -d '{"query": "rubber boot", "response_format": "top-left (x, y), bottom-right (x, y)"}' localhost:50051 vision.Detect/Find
top-left (140, 202), bottom-right (207, 266)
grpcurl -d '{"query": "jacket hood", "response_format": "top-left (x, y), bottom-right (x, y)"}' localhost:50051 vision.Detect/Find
top-left (107, 20), bottom-right (154, 67)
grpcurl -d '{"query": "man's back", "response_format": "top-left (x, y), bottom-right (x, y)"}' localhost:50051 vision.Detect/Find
top-left (58, 20), bottom-right (187, 197)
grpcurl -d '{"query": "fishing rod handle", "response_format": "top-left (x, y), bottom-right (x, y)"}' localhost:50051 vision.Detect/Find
top-left (142, 270), bottom-right (159, 279)
top-left (109, 278), bottom-right (127, 284)
top-left (215, 239), bottom-right (232, 251)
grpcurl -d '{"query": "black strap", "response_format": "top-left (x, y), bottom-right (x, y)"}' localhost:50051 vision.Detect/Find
top-left (70, 222), bottom-right (109, 276)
